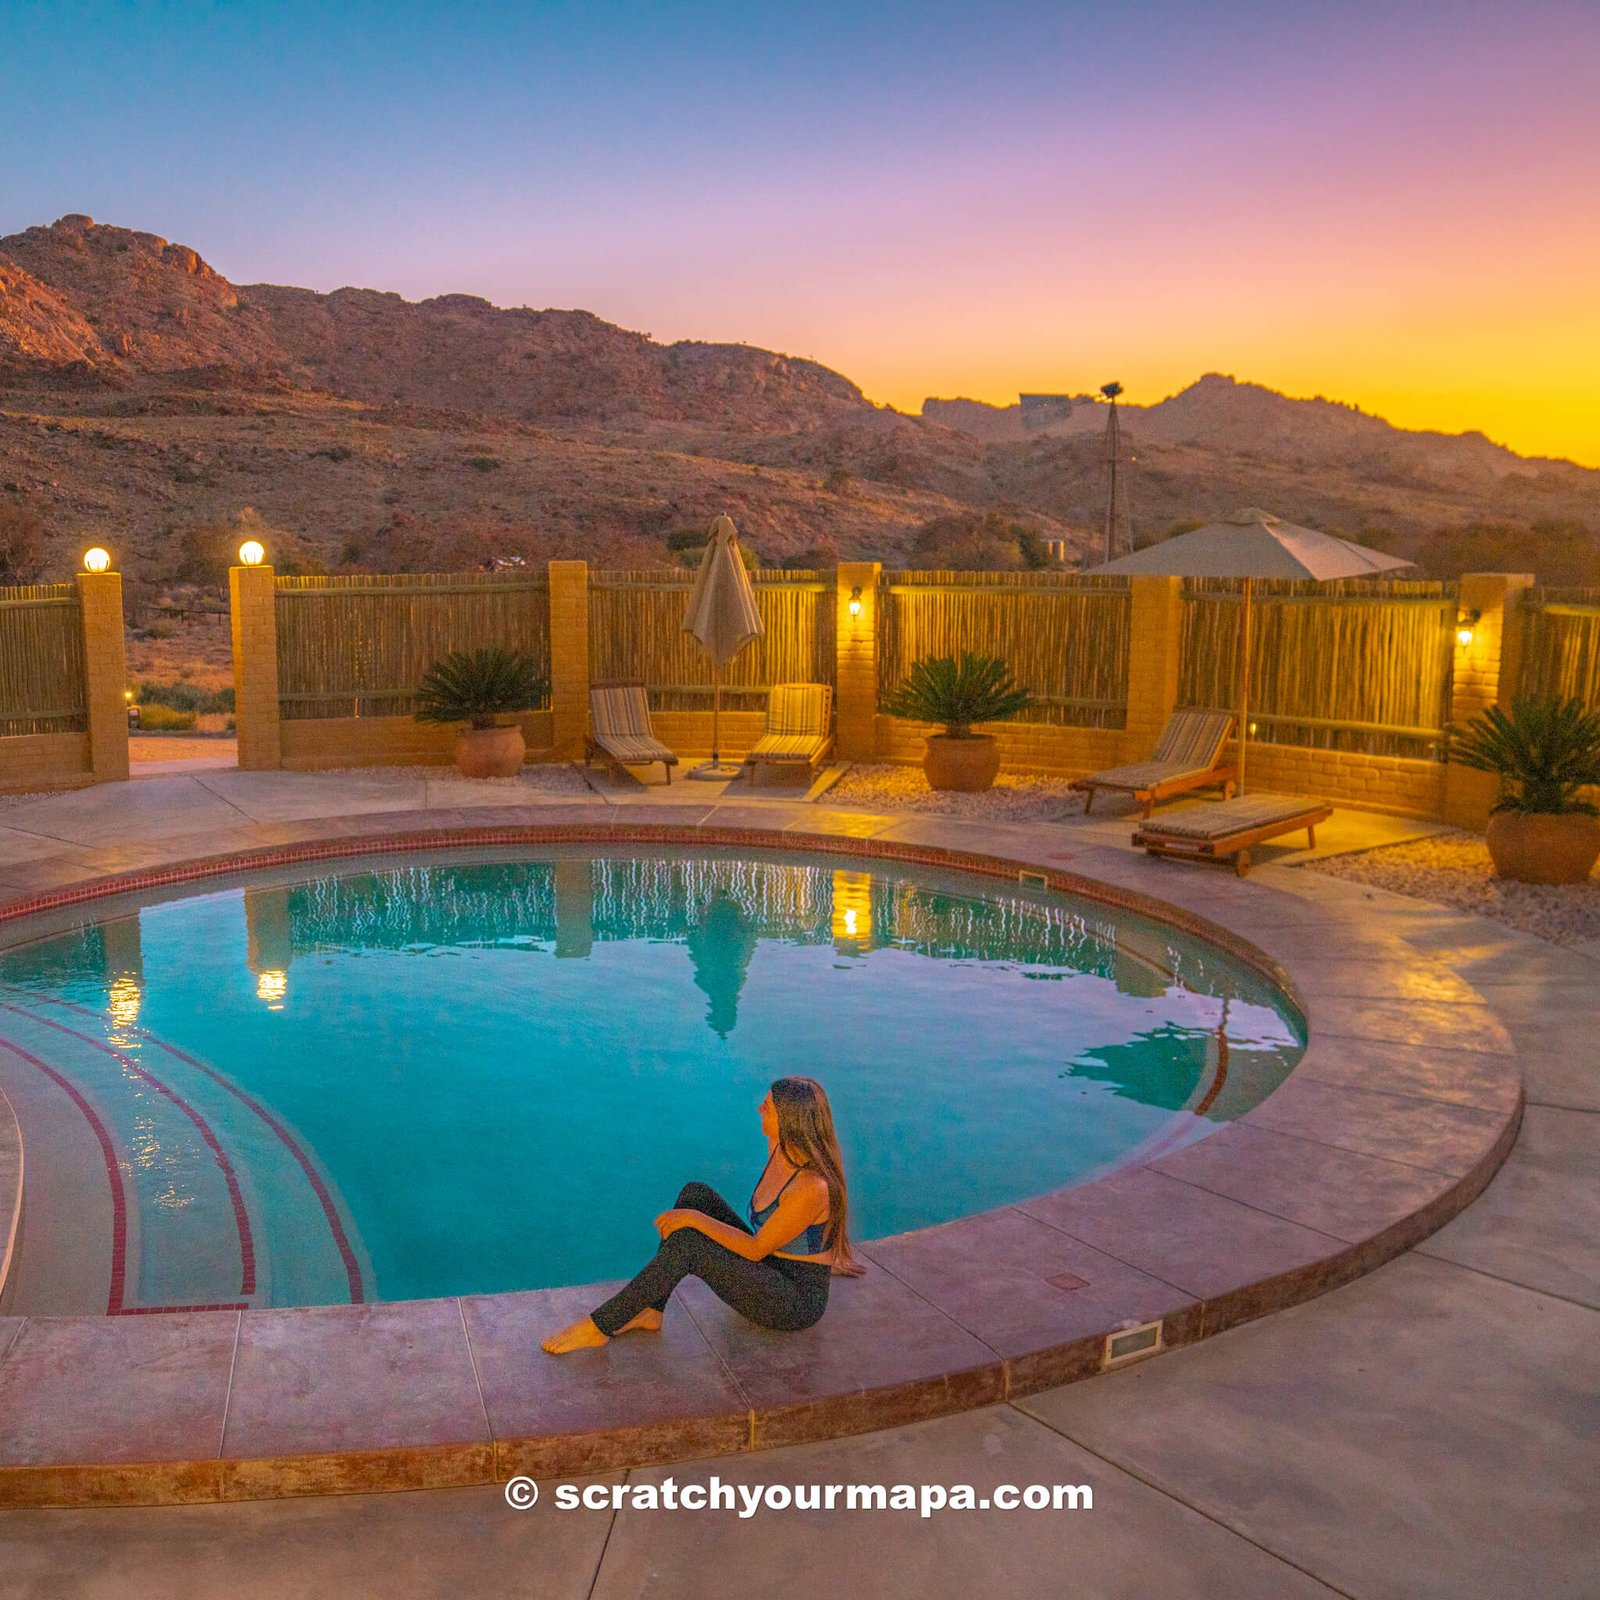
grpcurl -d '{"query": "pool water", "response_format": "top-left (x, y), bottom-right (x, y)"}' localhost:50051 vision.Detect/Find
top-left (0, 848), bottom-right (1304, 1313)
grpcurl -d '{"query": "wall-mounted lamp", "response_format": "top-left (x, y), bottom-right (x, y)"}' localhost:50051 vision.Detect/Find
top-left (847, 585), bottom-right (863, 618)
top-left (238, 539), bottom-right (266, 567)
top-left (1456, 608), bottom-right (1481, 648)
top-left (82, 546), bottom-right (111, 573)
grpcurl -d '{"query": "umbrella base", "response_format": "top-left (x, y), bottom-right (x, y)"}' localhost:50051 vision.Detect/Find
top-left (687, 761), bottom-right (743, 781)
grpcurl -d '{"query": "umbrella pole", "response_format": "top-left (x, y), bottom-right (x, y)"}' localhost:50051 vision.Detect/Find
top-left (1237, 576), bottom-right (1252, 798)
top-left (711, 663), bottom-right (721, 767)
top-left (689, 661), bottom-right (741, 779)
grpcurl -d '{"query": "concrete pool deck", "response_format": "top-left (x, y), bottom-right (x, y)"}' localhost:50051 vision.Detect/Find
top-left (0, 768), bottom-right (1593, 1597)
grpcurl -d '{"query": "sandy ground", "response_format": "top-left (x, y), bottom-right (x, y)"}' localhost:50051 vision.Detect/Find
top-left (129, 734), bottom-right (237, 763)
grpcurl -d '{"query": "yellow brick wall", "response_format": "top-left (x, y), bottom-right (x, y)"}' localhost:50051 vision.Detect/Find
top-left (1443, 573), bottom-right (1533, 829)
top-left (231, 564), bottom-right (282, 771)
top-left (1239, 743), bottom-right (1447, 818)
top-left (1121, 575), bottom-right (1182, 763)
top-left (836, 563), bottom-right (879, 760)
top-left (280, 710), bottom-right (556, 770)
top-left (223, 562), bottom-right (1535, 827)
top-left (547, 561), bottom-right (590, 760)
top-left (76, 570), bottom-right (130, 783)
top-left (875, 715), bottom-right (1126, 777)
top-left (0, 732), bottom-right (93, 793)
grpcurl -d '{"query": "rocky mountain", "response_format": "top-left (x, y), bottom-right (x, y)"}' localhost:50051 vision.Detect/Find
top-left (2, 214), bottom-right (1597, 592)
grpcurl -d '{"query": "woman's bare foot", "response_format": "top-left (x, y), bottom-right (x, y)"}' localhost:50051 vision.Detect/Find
top-left (541, 1309), bottom-right (662, 1354)
top-left (541, 1317), bottom-right (610, 1354)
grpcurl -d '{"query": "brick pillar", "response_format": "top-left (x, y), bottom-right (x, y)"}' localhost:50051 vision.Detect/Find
top-left (836, 562), bottom-right (880, 760)
top-left (1120, 575), bottom-right (1184, 762)
top-left (76, 569), bottom-right (130, 783)
top-left (547, 560), bottom-right (590, 759)
top-left (230, 564), bottom-right (282, 771)
top-left (1444, 572), bottom-right (1535, 829)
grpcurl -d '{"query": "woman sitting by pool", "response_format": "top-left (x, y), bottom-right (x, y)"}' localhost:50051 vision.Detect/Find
top-left (543, 1076), bottom-right (861, 1354)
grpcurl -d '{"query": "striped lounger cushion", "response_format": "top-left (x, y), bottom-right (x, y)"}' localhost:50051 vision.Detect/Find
top-left (590, 686), bottom-right (675, 764)
top-left (1149, 709), bottom-right (1234, 769)
top-left (1139, 794), bottom-right (1326, 840)
top-left (748, 684), bottom-right (832, 762)
top-left (1078, 758), bottom-right (1211, 790)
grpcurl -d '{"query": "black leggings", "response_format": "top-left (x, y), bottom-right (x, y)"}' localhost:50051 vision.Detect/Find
top-left (590, 1182), bottom-right (831, 1337)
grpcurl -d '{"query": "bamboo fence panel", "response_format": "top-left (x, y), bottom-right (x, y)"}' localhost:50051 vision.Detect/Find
top-left (1178, 578), bottom-right (1457, 760)
top-left (588, 570), bottom-right (834, 710)
top-left (0, 583), bottom-right (87, 736)
top-left (275, 572), bottom-right (552, 720)
top-left (1518, 587), bottom-right (1600, 710)
top-left (878, 571), bottom-right (1130, 729)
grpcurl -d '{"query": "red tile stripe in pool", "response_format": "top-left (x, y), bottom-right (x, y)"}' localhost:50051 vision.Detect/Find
top-left (0, 1035), bottom-right (130, 1315)
top-left (1, 1002), bottom-right (258, 1300)
top-left (8, 991), bottom-right (365, 1307)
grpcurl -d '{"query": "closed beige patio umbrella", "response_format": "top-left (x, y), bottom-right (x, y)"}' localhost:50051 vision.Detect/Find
top-left (1087, 508), bottom-right (1413, 794)
top-left (682, 514), bottom-right (764, 779)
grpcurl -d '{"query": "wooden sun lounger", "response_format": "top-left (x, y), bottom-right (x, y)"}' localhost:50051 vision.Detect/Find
top-left (1071, 709), bottom-right (1237, 817)
top-left (1132, 793), bottom-right (1333, 876)
top-left (743, 683), bottom-right (834, 784)
top-left (584, 679), bottom-right (678, 784)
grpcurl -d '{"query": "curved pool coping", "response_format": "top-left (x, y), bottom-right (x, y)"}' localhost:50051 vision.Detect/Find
top-left (0, 812), bottom-right (1523, 1506)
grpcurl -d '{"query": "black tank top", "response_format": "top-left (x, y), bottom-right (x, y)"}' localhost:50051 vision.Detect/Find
top-left (748, 1151), bottom-right (829, 1255)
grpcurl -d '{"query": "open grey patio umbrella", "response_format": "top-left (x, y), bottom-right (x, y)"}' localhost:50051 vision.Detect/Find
top-left (682, 514), bottom-right (765, 779)
top-left (1085, 507), bottom-right (1414, 794)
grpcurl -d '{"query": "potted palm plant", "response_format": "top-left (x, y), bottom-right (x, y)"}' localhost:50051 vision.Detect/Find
top-left (415, 647), bottom-right (549, 778)
top-left (1447, 696), bottom-right (1600, 883)
top-left (883, 652), bottom-right (1032, 792)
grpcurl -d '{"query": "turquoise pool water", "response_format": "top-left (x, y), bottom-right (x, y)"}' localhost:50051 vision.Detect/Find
top-left (0, 848), bottom-right (1304, 1313)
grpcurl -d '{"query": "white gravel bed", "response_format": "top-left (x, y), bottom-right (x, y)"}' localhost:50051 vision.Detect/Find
top-left (1307, 827), bottom-right (1600, 948)
top-left (826, 762), bottom-right (1088, 822)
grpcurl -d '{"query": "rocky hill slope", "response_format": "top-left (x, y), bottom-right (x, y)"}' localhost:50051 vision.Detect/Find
top-left (2, 214), bottom-right (1596, 590)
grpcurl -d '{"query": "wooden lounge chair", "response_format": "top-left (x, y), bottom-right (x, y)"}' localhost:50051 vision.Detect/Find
top-left (1132, 793), bottom-right (1333, 876)
top-left (584, 679), bottom-right (678, 784)
top-left (1071, 709), bottom-right (1237, 817)
top-left (743, 682), bottom-right (834, 784)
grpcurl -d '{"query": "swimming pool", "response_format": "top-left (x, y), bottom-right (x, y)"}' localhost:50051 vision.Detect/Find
top-left (0, 846), bottom-right (1304, 1314)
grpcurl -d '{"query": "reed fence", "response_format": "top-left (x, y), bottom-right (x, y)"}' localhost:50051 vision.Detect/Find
top-left (0, 583), bottom-right (88, 737)
top-left (1517, 587), bottom-right (1600, 711)
top-left (877, 571), bottom-right (1130, 729)
top-left (1177, 578), bottom-right (1457, 760)
top-left (274, 572), bottom-right (552, 720)
top-left (587, 570), bottom-right (834, 710)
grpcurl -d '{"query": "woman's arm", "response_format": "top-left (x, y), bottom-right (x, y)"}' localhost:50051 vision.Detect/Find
top-left (656, 1175), bottom-right (827, 1261)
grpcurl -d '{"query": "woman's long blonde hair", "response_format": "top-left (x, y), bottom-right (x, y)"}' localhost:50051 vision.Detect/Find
top-left (771, 1076), bottom-right (860, 1272)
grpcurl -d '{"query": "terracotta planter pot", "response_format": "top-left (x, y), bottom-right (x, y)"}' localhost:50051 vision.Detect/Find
top-left (1485, 810), bottom-right (1600, 884)
top-left (923, 733), bottom-right (1001, 792)
top-left (454, 725), bottom-right (526, 779)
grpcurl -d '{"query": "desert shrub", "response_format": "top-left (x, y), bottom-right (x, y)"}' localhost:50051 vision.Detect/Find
top-left (138, 681), bottom-right (235, 714)
top-left (1415, 519), bottom-right (1600, 585)
top-left (136, 703), bottom-right (197, 732)
top-left (466, 455), bottom-right (501, 473)
top-left (0, 503), bottom-right (47, 584)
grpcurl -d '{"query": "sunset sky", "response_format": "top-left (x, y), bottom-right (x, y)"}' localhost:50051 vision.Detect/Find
top-left (7, 1), bottom-right (1598, 463)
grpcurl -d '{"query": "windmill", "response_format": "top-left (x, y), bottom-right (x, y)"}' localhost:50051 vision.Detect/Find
top-left (1098, 381), bottom-right (1135, 563)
